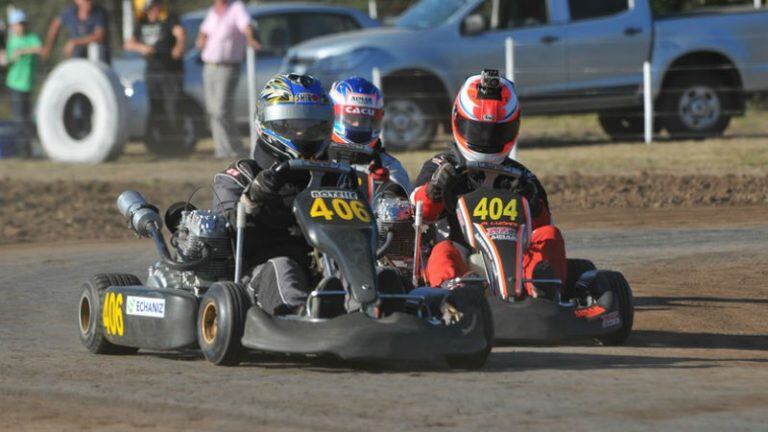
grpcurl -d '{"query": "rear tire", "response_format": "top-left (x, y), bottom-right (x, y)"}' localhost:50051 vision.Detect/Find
top-left (197, 282), bottom-right (249, 366)
top-left (659, 73), bottom-right (732, 139)
top-left (593, 271), bottom-right (634, 346)
top-left (445, 285), bottom-right (494, 370)
top-left (78, 273), bottom-right (141, 355)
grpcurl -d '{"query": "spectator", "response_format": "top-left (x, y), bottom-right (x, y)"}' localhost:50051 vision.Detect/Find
top-left (5, 9), bottom-right (42, 158)
top-left (197, 0), bottom-right (261, 158)
top-left (42, 0), bottom-right (111, 63)
top-left (124, 0), bottom-right (186, 150)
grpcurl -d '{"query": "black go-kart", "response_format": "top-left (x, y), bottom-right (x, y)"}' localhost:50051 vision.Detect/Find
top-left (433, 162), bottom-right (633, 345)
top-left (77, 160), bottom-right (493, 368)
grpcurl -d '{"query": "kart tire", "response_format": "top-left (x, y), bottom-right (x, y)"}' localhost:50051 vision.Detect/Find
top-left (78, 273), bottom-right (141, 355)
top-left (197, 282), bottom-right (249, 366)
top-left (565, 258), bottom-right (597, 299)
top-left (37, 59), bottom-right (128, 163)
top-left (593, 271), bottom-right (634, 346)
top-left (444, 285), bottom-right (494, 370)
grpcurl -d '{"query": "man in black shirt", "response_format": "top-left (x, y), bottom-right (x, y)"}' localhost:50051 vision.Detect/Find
top-left (124, 0), bottom-right (186, 151)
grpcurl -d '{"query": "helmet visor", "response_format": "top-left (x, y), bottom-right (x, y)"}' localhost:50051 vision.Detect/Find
top-left (337, 107), bottom-right (383, 144)
top-left (263, 118), bottom-right (332, 156)
top-left (455, 116), bottom-right (520, 154)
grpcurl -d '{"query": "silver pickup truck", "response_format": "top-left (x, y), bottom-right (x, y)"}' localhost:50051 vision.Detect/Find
top-left (284, 0), bottom-right (768, 150)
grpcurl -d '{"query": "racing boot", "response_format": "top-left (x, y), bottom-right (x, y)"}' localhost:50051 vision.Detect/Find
top-left (529, 261), bottom-right (562, 301)
top-left (307, 276), bottom-right (345, 319)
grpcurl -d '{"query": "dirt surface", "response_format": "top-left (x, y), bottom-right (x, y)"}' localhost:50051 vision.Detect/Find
top-left (2, 174), bottom-right (767, 244)
top-left (1, 224), bottom-right (766, 431)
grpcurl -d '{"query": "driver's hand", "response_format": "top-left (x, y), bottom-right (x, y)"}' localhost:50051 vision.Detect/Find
top-left (368, 162), bottom-right (390, 182)
top-left (426, 163), bottom-right (459, 201)
top-left (248, 167), bottom-right (285, 202)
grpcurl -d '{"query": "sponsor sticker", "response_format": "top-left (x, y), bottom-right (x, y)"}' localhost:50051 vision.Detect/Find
top-left (344, 106), bottom-right (376, 116)
top-left (601, 311), bottom-right (621, 328)
top-left (126, 296), bottom-right (166, 318)
top-left (486, 226), bottom-right (515, 241)
top-left (310, 190), bottom-right (359, 200)
top-left (347, 93), bottom-right (376, 106)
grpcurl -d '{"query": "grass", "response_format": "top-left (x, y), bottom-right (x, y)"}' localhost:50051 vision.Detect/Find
top-left (2, 112), bottom-right (767, 183)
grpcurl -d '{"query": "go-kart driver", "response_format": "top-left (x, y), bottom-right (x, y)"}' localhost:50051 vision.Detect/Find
top-left (212, 73), bottom-right (340, 315)
top-left (411, 70), bottom-right (567, 298)
top-left (328, 77), bottom-right (411, 195)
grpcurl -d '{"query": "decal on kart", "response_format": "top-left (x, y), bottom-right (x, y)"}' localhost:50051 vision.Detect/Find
top-left (472, 197), bottom-right (519, 222)
top-left (601, 311), bottom-right (621, 328)
top-left (309, 196), bottom-right (371, 222)
top-left (102, 292), bottom-right (124, 337)
top-left (126, 296), bottom-right (166, 318)
top-left (574, 305), bottom-right (607, 320)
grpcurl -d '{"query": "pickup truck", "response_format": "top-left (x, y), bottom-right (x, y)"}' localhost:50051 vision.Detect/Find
top-left (284, 0), bottom-right (768, 150)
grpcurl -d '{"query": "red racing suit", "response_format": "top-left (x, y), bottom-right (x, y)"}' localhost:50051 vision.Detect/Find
top-left (411, 152), bottom-right (567, 295)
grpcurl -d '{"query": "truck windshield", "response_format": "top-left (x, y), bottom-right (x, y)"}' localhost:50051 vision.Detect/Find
top-left (395, 0), bottom-right (473, 29)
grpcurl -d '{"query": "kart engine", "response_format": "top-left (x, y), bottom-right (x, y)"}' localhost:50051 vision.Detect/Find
top-left (148, 209), bottom-right (233, 291)
top-left (375, 196), bottom-right (415, 273)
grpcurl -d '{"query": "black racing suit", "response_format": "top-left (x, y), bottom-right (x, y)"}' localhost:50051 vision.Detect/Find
top-left (212, 144), bottom-right (313, 315)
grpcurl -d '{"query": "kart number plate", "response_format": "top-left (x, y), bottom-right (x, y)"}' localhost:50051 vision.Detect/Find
top-left (310, 197), bottom-right (371, 223)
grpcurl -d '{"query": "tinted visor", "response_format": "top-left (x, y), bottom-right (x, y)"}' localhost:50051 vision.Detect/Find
top-left (337, 107), bottom-right (383, 144)
top-left (264, 118), bottom-right (332, 156)
top-left (455, 116), bottom-right (520, 154)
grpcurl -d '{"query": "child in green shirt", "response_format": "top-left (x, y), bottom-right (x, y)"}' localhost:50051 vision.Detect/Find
top-left (5, 9), bottom-right (42, 157)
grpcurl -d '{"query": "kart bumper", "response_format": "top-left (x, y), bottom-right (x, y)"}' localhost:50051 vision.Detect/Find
top-left (490, 292), bottom-right (622, 342)
top-left (241, 306), bottom-right (488, 361)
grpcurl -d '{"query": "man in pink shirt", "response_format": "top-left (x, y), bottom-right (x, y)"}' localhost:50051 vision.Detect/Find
top-left (197, 0), bottom-right (260, 158)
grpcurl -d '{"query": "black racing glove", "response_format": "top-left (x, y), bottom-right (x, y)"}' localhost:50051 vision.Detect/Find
top-left (248, 166), bottom-right (285, 203)
top-left (426, 163), bottom-right (460, 202)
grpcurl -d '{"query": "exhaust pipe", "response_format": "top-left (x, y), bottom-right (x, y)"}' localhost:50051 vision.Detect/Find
top-left (117, 190), bottom-right (162, 237)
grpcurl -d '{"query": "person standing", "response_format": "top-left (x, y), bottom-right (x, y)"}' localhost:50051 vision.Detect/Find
top-left (5, 9), bottom-right (42, 158)
top-left (124, 0), bottom-right (187, 154)
top-left (41, 0), bottom-right (111, 63)
top-left (197, 0), bottom-right (260, 158)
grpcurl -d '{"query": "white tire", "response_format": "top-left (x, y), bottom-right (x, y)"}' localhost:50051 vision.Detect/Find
top-left (36, 60), bottom-right (129, 163)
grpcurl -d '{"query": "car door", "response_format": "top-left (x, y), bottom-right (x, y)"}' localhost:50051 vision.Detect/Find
top-left (456, 0), bottom-right (568, 114)
top-left (563, 0), bottom-right (651, 110)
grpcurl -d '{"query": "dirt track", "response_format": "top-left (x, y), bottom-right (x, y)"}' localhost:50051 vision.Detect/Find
top-left (1, 221), bottom-right (767, 431)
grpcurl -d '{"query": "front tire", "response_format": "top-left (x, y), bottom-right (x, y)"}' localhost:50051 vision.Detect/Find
top-left (197, 282), bottom-right (249, 366)
top-left (78, 273), bottom-right (141, 355)
top-left (593, 271), bottom-right (634, 346)
top-left (659, 73), bottom-right (732, 139)
top-left (444, 285), bottom-right (494, 370)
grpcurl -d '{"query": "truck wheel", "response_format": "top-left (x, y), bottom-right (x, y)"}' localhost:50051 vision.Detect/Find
top-left (444, 285), bottom-right (494, 370)
top-left (564, 258), bottom-right (596, 299)
top-left (143, 96), bottom-right (203, 157)
top-left (198, 282), bottom-right (249, 366)
top-left (382, 98), bottom-right (437, 151)
top-left (37, 59), bottom-right (129, 163)
top-left (659, 73), bottom-right (731, 139)
top-left (594, 271), bottom-right (634, 346)
top-left (78, 273), bottom-right (141, 355)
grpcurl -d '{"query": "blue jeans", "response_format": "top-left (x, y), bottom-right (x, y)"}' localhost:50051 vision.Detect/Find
top-left (9, 88), bottom-right (32, 157)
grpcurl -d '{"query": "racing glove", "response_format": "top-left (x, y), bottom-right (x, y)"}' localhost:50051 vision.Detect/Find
top-left (426, 163), bottom-right (460, 202)
top-left (368, 162), bottom-right (390, 183)
top-left (248, 167), bottom-right (285, 203)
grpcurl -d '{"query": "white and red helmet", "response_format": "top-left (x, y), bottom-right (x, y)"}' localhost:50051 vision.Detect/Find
top-left (452, 70), bottom-right (521, 164)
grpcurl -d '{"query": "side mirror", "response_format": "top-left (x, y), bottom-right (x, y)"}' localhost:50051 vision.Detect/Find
top-left (462, 14), bottom-right (487, 36)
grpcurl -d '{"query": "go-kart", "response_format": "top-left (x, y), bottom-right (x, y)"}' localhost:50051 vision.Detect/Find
top-left (77, 160), bottom-right (493, 368)
top-left (432, 162), bottom-right (634, 345)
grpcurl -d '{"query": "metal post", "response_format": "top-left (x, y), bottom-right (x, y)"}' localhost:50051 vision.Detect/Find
top-left (412, 201), bottom-right (424, 288)
top-left (643, 61), bottom-right (653, 145)
top-left (505, 37), bottom-right (515, 83)
top-left (234, 201), bottom-right (246, 283)
top-left (247, 46), bottom-right (258, 156)
top-left (87, 42), bottom-right (100, 62)
top-left (755, 0), bottom-right (762, 9)
top-left (371, 67), bottom-right (382, 89)
top-left (368, 0), bottom-right (378, 20)
top-left (122, 0), bottom-right (134, 43)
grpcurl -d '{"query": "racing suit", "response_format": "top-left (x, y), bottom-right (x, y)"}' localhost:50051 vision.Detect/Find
top-left (212, 143), bottom-right (314, 315)
top-left (411, 152), bottom-right (567, 296)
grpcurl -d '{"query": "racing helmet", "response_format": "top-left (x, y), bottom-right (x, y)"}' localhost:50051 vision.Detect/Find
top-left (329, 77), bottom-right (384, 148)
top-left (255, 73), bottom-right (334, 161)
top-left (452, 69), bottom-right (521, 164)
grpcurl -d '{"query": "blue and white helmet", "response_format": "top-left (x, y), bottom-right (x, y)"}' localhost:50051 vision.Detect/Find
top-left (255, 73), bottom-right (333, 161)
top-left (329, 77), bottom-right (384, 148)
